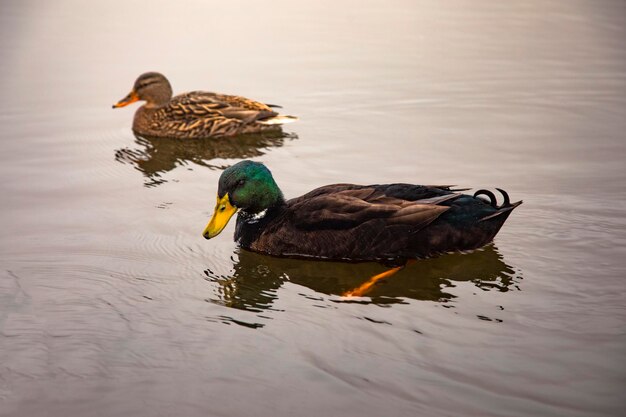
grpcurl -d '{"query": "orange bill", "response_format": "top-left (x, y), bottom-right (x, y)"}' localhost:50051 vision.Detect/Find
top-left (112, 90), bottom-right (139, 108)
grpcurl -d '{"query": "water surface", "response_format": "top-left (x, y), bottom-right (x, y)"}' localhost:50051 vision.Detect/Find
top-left (1, 1), bottom-right (625, 416)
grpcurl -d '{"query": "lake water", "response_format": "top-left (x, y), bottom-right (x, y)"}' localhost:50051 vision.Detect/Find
top-left (1, 1), bottom-right (625, 416)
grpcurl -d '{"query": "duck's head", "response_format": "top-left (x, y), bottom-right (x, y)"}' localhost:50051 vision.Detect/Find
top-left (203, 161), bottom-right (284, 239)
top-left (112, 72), bottom-right (173, 109)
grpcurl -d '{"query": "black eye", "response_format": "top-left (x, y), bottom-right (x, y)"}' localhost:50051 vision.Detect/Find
top-left (237, 179), bottom-right (246, 187)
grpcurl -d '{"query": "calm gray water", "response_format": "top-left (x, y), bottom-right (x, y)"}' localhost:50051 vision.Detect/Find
top-left (1, 1), bottom-right (625, 416)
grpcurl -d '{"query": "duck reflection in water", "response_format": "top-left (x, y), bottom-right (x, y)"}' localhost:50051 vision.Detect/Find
top-left (114, 131), bottom-right (295, 187)
top-left (204, 244), bottom-right (521, 313)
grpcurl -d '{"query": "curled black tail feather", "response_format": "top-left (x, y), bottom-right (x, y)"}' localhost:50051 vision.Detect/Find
top-left (475, 188), bottom-right (514, 209)
top-left (475, 188), bottom-right (522, 222)
top-left (495, 188), bottom-right (510, 207)
top-left (474, 189), bottom-right (498, 207)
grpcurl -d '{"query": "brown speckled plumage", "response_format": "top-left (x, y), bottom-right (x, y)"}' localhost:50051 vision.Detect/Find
top-left (114, 72), bottom-right (297, 139)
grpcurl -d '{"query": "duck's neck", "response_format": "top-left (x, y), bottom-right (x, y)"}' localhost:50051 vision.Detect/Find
top-left (234, 204), bottom-right (284, 249)
top-left (132, 104), bottom-right (166, 133)
top-left (143, 100), bottom-right (169, 109)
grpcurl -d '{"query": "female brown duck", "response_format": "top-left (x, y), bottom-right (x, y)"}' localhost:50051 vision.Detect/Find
top-left (113, 72), bottom-right (297, 139)
top-left (203, 161), bottom-right (522, 263)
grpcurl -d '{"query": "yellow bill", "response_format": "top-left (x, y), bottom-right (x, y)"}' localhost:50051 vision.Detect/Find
top-left (203, 193), bottom-right (237, 239)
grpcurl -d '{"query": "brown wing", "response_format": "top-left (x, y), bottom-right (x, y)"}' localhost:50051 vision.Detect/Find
top-left (170, 91), bottom-right (278, 123)
top-left (146, 91), bottom-right (281, 137)
top-left (202, 92), bottom-right (276, 112)
top-left (150, 106), bottom-right (243, 138)
top-left (252, 184), bottom-right (459, 260)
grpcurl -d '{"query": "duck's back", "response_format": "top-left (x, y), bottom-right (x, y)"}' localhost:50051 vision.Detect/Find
top-left (237, 183), bottom-right (521, 261)
top-left (172, 91), bottom-right (278, 115)
top-left (133, 91), bottom-right (285, 139)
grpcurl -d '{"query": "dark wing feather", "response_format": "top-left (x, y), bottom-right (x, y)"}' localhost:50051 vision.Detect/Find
top-left (251, 184), bottom-right (457, 260)
top-left (291, 183), bottom-right (451, 203)
top-left (242, 183), bottom-right (520, 261)
top-left (289, 187), bottom-right (451, 230)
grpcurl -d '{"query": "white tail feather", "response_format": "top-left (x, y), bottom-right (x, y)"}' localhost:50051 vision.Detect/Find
top-left (257, 115), bottom-right (299, 125)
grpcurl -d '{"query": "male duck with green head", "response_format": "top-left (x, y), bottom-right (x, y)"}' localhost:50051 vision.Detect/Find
top-left (204, 160), bottom-right (284, 242)
top-left (202, 160), bottom-right (521, 264)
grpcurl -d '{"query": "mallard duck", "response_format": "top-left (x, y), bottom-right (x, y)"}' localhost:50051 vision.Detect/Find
top-left (113, 72), bottom-right (297, 139)
top-left (202, 160), bottom-right (522, 263)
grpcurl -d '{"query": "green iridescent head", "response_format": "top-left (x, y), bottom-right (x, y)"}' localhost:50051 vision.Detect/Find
top-left (203, 161), bottom-right (284, 239)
